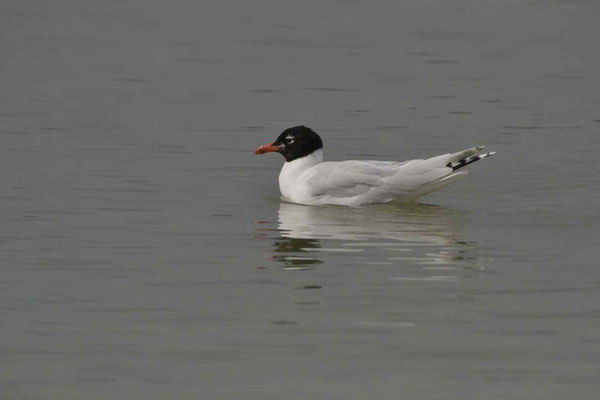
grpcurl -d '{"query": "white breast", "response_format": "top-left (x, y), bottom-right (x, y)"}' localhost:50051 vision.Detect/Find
top-left (278, 149), bottom-right (324, 201)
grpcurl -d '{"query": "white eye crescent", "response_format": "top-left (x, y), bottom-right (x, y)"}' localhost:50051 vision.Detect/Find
top-left (285, 136), bottom-right (294, 144)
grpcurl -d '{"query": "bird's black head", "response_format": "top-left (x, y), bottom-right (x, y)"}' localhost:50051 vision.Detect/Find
top-left (255, 126), bottom-right (323, 162)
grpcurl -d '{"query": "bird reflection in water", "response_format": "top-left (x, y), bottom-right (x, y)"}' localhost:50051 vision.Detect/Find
top-left (271, 237), bottom-right (323, 270)
top-left (264, 201), bottom-right (482, 276)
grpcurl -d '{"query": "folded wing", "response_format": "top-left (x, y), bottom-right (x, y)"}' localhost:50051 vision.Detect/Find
top-left (302, 146), bottom-right (490, 206)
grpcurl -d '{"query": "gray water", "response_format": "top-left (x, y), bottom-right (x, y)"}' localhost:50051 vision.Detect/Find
top-left (1, 1), bottom-right (599, 399)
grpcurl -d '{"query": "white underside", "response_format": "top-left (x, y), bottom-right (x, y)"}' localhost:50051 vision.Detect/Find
top-left (277, 147), bottom-right (482, 207)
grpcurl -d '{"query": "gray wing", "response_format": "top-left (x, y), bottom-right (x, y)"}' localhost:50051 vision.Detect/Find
top-left (302, 146), bottom-right (491, 205)
top-left (303, 160), bottom-right (410, 200)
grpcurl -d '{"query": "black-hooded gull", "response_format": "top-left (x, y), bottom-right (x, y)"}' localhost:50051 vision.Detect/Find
top-left (255, 126), bottom-right (495, 207)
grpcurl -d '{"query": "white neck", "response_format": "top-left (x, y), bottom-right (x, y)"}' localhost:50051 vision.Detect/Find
top-left (278, 149), bottom-right (324, 199)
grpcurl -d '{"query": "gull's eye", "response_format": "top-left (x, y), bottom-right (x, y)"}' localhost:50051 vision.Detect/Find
top-left (285, 136), bottom-right (294, 144)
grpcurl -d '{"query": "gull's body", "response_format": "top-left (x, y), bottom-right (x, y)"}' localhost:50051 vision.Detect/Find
top-left (256, 126), bottom-right (495, 207)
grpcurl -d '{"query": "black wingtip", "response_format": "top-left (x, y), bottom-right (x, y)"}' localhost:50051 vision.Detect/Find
top-left (447, 151), bottom-right (495, 171)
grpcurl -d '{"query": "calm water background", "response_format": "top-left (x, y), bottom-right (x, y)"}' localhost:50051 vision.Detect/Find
top-left (1, 1), bottom-right (599, 398)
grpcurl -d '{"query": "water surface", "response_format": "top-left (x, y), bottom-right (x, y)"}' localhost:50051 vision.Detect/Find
top-left (1, 1), bottom-right (599, 399)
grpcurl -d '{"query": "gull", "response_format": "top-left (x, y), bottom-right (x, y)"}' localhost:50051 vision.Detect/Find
top-left (255, 126), bottom-right (495, 207)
